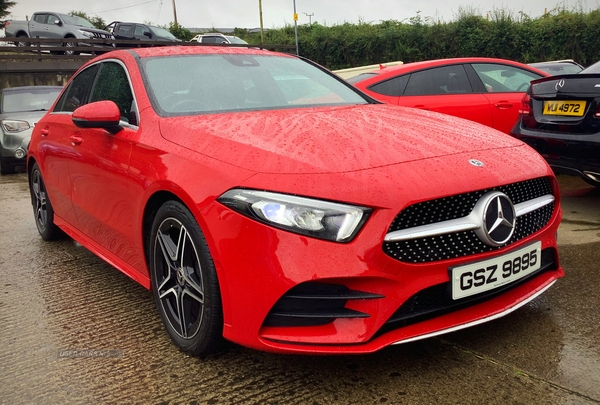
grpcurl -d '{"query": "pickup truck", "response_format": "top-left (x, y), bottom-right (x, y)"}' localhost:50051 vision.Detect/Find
top-left (103, 21), bottom-right (181, 46)
top-left (4, 11), bottom-right (114, 55)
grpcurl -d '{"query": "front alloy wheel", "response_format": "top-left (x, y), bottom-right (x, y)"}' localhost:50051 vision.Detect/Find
top-left (149, 201), bottom-right (223, 354)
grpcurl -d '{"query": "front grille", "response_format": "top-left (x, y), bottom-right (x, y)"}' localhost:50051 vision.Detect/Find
top-left (263, 283), bottom-right (384, 327)
top-left (376, 247), bottom-right (558, 336)
top-left (383, 177), bottom-right (555, 263)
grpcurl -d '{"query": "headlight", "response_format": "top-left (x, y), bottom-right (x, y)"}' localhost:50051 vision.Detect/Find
top-left (218, 189), bottom-right (371, 242)
top-left (1, 120), bottom-right (30, 133)
top-left (78, 30), bottom-right (94, 38)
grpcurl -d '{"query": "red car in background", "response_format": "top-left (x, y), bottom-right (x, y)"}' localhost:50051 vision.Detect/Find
top-left (27, 47), bottom-right (562, 355)
top-left (348, 57), bottom-right (549, 134)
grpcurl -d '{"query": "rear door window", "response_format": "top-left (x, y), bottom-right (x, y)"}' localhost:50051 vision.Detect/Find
top-left (404, 65), bottom-right (473, 96)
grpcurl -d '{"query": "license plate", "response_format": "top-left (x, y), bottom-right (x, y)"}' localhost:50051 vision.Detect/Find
top-left (451, 242), bottom-right (542, 300)
top-left (543, 100), bottom-right (585, 116)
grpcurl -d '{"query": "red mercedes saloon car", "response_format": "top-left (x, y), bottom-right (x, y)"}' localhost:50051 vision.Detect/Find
top-left (348, 57), bottom-right (548, 134)
top-left (27, 46), bottom-right (563, 355)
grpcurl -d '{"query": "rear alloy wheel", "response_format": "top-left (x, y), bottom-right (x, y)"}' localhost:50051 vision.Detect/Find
top-left (15, 34), bottom-right (29, 48)
top-left (30, 163), bottom-right (63, 240)
top-left (149, 201), bottom-right (223, 355)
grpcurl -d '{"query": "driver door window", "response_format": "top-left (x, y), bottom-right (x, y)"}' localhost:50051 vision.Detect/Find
top-left (90, 62), bottom-right (137, 125)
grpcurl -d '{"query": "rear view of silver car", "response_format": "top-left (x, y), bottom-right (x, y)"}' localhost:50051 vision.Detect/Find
top-left (0, 86), bottom-right (62, 174)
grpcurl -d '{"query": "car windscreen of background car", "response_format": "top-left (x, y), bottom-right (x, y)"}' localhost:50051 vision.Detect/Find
top-left (149, 26), bottom-right (178, 40)
top-left (142, 54), bottom-right (368, 115)
top-left (581, 60), bottom-right (600, 73)
top-left (1, 88), bottom-right (62, 113)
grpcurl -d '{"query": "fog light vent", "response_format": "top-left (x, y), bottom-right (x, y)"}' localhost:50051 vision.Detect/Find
top-left (14, 148), bottom-right (26, 159)
top-left (263, 282), bottom-right (384, 327)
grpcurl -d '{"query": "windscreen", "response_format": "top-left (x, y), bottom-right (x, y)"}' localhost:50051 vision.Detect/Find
top-left (581, 60), bottom-right (600, 74)
top-left (2, 88), bottom-right (62, 114)
top-left (149, 26), bottom-right (178, 40)
top-left (61, 15), bottom-right (95, 28)
top-left (226, 36), bottom-right (248, 44)
top-left (141, 54), bottom-right (368, 115)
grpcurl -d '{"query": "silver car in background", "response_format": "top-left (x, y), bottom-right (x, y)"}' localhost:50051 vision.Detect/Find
top-left (0, 86), bottom-right (62, 174)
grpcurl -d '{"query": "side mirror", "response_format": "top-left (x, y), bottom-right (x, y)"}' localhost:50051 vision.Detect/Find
top-left (54, 19), bottom-right (62, 26)
top-left (72, 100), bottom-right (122, 133)
top-left (143, 31), bottom-right (152, 38)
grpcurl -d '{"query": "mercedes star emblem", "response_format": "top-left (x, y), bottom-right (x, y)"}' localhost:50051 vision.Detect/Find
top-left (473, 191), bottom-right (516, 246)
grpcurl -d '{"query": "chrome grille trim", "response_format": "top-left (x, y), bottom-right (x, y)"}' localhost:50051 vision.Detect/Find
top-left (385, 194), bottom-right (554, 242)
top-left (382, 177), bottom-right (556, 263)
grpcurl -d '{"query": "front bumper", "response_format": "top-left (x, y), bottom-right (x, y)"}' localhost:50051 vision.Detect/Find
top-left (511, 124), bottom-right (600, 180)
top-left (200, 185), bottom-right (563, 354)
top-left (1, 132), bottom-right (30, 162)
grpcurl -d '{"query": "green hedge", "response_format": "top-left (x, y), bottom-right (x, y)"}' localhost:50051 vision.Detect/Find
top-left (236, 7), bottom-right (600, 70)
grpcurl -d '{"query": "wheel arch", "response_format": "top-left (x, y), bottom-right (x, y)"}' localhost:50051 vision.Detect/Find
top-left (26, 156), bottom-right (38, 205)
top-left (141, 189), bottom-right (232, 334)
top-left (141, 189), bottom-right (232, 325)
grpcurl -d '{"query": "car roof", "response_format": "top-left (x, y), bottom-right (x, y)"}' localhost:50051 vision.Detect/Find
top-left (365, 57), bottom-right (544, 78)
top-left (116, 45), bottom-right (290, 59)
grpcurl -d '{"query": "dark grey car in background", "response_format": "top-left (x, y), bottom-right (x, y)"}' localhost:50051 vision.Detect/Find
top-left (511, 60), bottom-right (600, 187)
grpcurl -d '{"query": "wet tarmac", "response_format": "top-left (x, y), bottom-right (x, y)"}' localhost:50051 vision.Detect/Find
top-left (1, 172), bottom-right (599, 404)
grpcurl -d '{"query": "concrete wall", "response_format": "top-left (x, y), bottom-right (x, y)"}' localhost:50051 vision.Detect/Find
top-left (0, 72), bottom-right (72, 90)
top-left (0, 60), bottom-right (85, 91)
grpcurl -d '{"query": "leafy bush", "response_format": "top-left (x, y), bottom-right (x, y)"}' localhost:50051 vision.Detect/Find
top-left (238, 6), bottom-right (600, 69)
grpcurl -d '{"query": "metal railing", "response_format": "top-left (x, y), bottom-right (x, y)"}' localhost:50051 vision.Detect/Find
top-left (0, 37), bottom-right (295, 61)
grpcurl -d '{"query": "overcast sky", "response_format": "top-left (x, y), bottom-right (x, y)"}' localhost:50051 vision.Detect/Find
top-left (5, 0), bottom-right (595, 30)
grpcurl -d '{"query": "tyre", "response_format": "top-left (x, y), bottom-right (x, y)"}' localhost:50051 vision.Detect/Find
top-left (15, 34), bottom-right (29, 48)
top-left (0, 156), bottom-right (16, 175)
top-left (29, 163), bottom-right (63, 240)
top-left (149, 201), bottom-right (223, 355)
top-left (63, 38), bottom-right (80, 56)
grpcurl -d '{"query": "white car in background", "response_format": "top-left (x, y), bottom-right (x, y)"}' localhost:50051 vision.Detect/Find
top-left (189, 33), bottom-right (248, 45)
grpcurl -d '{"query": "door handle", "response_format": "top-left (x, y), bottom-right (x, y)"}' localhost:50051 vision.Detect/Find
top-left (69, 135), bottom-right (83, 146)
top-left (413, 105), bottom-right (430, 110)
top-left (494, 102), bottom-right (513, 109)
